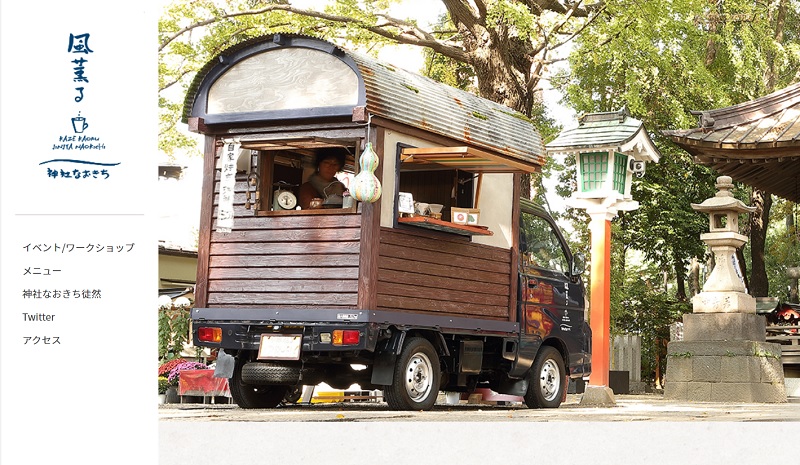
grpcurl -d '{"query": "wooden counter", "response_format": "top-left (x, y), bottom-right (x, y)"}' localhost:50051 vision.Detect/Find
top-left (398, 216), bottom-right (493, 236)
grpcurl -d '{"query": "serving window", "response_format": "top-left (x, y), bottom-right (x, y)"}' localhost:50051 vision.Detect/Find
top-left (244, 141), bottom-right (359, 216)
top-left (395, 143), bottom-right (492, 236)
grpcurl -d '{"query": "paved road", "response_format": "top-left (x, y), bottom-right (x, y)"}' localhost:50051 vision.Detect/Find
top-left (159, 394), bottom-right (800, 465)
top-left (159, 393), bottom-right (800, 422)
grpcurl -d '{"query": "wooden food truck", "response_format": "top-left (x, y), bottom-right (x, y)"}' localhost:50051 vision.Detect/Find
top-left (184, 34), bottom-right (590, 410)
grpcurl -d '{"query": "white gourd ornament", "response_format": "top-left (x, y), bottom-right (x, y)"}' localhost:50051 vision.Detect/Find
top-left (350, 142), bottom-right (382, 203)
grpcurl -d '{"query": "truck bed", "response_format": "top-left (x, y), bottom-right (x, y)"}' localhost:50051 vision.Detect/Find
top-left (192, 307), bottom-right (520, 337)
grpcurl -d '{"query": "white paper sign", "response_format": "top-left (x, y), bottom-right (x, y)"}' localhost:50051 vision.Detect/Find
top-left (398, 192), bottom-right (415, 214)
top-left (216, 140), bottom-right (241, 233)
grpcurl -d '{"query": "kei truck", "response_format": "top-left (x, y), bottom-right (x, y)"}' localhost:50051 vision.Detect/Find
top-left (184, 34), bottom-right (591, 410)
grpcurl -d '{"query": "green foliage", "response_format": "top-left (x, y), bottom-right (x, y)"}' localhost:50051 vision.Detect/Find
top-left (158, 300), bottom-right (192, 361)
top-left (422, 19), bottom-right (477, 94)
top-left (764, 199), bottom-right (800, 301)
top-left (612, 260), bottom-right (693, 383)
top-left (486, 0), bottom-right (538, 41)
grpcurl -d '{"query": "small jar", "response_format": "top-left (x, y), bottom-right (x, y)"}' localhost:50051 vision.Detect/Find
top-left (342, 191), bottom-right (354, 208)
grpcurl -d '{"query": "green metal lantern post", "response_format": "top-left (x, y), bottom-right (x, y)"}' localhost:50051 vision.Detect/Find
top-left (546, 108), bottom-right (660, 405)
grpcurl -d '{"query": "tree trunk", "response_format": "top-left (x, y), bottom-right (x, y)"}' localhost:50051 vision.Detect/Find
top-left (765, 0), bottom-right (788, 91)
top-left (749, 189), bottom-right (772, 297)
top-left (461, 31), bottom-right (533, 114)
top-left (443, 0), bottom-right (535, 115)
top-left (736, 247), bottom-right (750, 293)
top-left (703, 0), bottom-right (721, 66)
top-left (674, 255), bottom-right (687, 301)
top-left (690, 257), bottom-right (701, 296)
top-left (654, 337), bottom-right (668, 390)
top-left (748, 0), bottom-right (786, 297)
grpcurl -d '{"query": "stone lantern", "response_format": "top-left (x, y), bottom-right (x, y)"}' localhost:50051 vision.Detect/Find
top-left (664, 175), bottom-right (786, 403)
top-left (690, 176), bottom-right (756, 312)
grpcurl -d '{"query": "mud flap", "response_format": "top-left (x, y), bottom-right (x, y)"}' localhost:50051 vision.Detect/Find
top-left (370, 331), bottom-right (406, 386)
top-left (214, 349), bottom-right (235, 379)
top-left (498, 376), bottom-right (528, 397)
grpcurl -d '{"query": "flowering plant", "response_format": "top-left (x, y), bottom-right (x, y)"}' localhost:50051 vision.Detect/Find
top-left (158, 358), bottom-right (186, 377)
top-left (167, 361), bottom-right (208, 385)
top-left (158, 376), bottom-right (170, 394)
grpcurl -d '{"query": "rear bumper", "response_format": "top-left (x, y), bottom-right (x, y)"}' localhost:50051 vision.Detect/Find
top-left (193, 319), bottom-right (379, 353)
top-left (191, 307), bottom-right (520, 354)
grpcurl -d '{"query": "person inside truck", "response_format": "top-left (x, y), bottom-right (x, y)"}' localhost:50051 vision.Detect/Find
top-left (299, 148), bottom-right (348, 209)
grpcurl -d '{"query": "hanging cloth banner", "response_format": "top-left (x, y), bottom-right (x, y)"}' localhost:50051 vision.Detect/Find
top-left (216, 139), bottom-right (241, 233)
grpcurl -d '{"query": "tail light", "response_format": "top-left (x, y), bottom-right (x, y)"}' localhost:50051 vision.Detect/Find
top-left (332, 330), bottom-right (360, 346)
top-left (198, 327), bottom-right (222, 343)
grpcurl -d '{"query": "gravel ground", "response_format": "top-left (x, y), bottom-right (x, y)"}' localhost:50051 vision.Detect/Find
top-left (158, 393), bottom-right (800, 422)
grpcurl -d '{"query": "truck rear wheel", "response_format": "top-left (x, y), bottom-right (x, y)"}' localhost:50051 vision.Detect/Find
top-left (230, 359), bottom-right (289, 409)
top-left (384, 337), bottom-right (440, 411)
top-left (524, 346), bottom-right (565, 409)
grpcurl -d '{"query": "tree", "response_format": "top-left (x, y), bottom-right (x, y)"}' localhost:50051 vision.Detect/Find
top-left (159, 0), bottom-right (611, 157)
top-left (557, 0), bottom-right (799, 291)
top-left (552, 0), bottom-right (799, 385)
top-left (158, 0), bottom-right (799, 384)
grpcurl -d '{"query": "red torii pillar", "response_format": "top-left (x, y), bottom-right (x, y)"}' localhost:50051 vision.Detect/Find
top-left (588, 211), bottom-right (613, 388)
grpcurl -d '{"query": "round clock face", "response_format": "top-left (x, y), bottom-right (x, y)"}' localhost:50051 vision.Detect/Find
top-left (277, 190), bottom-right (297, 209)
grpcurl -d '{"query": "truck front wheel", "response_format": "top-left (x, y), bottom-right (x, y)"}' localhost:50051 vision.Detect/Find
top-left (524, 346), bottom-right (565, 409)
top-left (384, 337), bottom-right (440, 411)
top-left (230, 359), bottom-right (288, 409)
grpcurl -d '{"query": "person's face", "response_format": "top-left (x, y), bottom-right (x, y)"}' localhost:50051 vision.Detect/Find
top-left (318, 157), bottom-right (342, 181)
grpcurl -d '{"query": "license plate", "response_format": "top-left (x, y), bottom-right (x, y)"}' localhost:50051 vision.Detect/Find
top-left (257, 334), bottom-right (302, 360)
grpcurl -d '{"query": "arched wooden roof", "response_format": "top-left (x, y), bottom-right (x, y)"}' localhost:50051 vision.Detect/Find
top-left (182, 34), bottom-right (545, 172)
top-left (665, 82), bottom-right (800, 202)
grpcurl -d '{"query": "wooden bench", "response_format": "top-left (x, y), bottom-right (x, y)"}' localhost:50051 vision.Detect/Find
top-left (766, 325), bottom-right (800, 365)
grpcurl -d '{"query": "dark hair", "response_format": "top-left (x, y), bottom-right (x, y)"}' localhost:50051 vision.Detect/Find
top-left (314, 148), bottom-right (347, 169)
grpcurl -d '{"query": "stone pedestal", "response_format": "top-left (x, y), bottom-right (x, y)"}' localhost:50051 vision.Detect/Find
top-left (692, 291), bottom-right (756, 313)
top-left (579, 385), bottom-right (616, 406)
top-left (681, 313), bottom-right (765, 341)
top-left (664, 313), bottom-right (786, 403)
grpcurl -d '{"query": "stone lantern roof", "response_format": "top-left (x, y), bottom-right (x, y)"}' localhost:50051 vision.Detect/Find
top-left (690, 176), bottom-right (756, 215)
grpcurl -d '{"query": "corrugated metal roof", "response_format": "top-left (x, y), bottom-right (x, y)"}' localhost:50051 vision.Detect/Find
top-left (665, 82), bottom-right (800, 202)
top-left (350, 51), bottom-right (544, 168)
top-left (182, 34), bottom-right (545, 170)
top-left (545, 108), bottom-right (660, 162)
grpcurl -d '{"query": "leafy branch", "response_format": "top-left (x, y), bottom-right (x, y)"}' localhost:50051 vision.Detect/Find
top-left (160, 2), bottom-right (470, 62)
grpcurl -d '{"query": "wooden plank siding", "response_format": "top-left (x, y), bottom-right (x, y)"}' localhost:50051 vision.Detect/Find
top-left (376, 227), bottom-right (513, 320)
top-left (203, 151), bottom-right (362, 310)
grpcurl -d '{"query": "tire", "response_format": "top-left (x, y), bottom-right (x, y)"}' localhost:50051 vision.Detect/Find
top-left (282, 384), bottom-right (303, 404)
top-left (384, 337), bottom-right (440, 411)
top-left (229, 359), bottom-right (289, 409)
top-left (241, 361), bottom-right (301, 385)
top-left (524, 346), bottom-right (566, 409)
